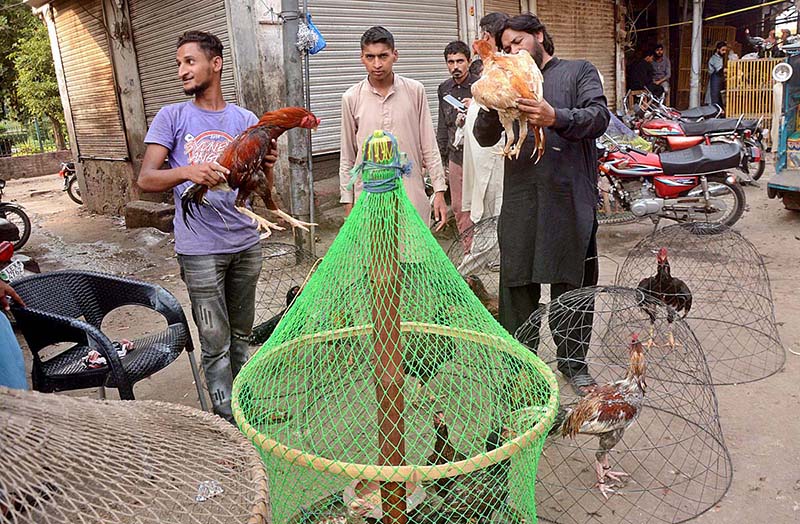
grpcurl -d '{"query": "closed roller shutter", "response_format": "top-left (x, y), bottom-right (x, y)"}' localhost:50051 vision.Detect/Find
top-left (128, 0), bottom-right (238, 126)
top-left (52, 0), bottom-right (128, 160)
top-left (307, 0), bottom-right (460, 154)
top-left (484, 0), bottom-right (521, 16)
top-left (536, 0), bottom-right (617, 110)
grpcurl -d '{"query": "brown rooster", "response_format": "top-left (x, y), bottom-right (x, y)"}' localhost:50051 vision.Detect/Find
top-left (181, 107), bottom-right (320, 236)
top-left (426, 411), bottom-right (467, 495)
top-left (637, 247), bottom-right (693, 349)
top-left (560, 334), bottom-right (646, 499)
top-left (470, 39), bottom-right (545, 161)
top-left (464, 274), bottom-right (499, 319)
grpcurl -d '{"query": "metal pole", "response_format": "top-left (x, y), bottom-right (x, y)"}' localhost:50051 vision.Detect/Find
top-left (282, 0), bottom-right (313, 254)
top-left (302, 0), bottom-right (316, 258)
top-left (689, 0), bottom-right (705, 108)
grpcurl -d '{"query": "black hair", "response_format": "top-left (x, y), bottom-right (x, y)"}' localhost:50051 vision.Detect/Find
top-left (444, 40), bottom-right (470, 60)
top-left (654, 43), bottom-right (664, 50)
top-left (479, 12), bottom-right (510, 38)
top-left (361, 26), bottom-right (395, 50)
top-left (499, 13), bottom-right (555, 55)
top-left (643, 48), bottom-right (655, 58)
top-left (177, 31), bottom-right (223, 60)
top-left (716, 40), bottom-right (728, 50)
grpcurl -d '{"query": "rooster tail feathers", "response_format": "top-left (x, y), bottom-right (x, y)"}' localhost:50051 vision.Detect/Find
top-left (179, 183), bottom-right (230, 233)
top-left (548, 407), bottom-right (567, 437)
top-left (180, 183), bottom-right (206, 232)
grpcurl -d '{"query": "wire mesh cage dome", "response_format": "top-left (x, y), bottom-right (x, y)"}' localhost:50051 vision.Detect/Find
top-left (0, 387), bottom-right (269, 524)
top-left (515, 286), bottom-right (732, 524)
top-left (252, 241), bottom-right (319, 346)
top-left (446, 216), bottom-right (500, 282)
top-left (233, 131), bottom-right (559, 524)
top-left (615, 223), bottom-right (785, 385)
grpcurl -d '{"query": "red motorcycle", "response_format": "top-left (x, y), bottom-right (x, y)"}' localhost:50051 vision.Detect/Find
top-left (638, 114), bottom-right (765, 181)
top-left (598, 136), bottom-right (746, 229)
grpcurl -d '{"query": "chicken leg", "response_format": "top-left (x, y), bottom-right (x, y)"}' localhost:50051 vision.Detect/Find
top-left (269, 208), bottom-right (317, 231)
top-left (235, 206), bottom-right (285, 238)
top-left (498, 111), bottom-right (517, 158)
top-left (514, 116), bottom-right (528, 160)
top-left (594, 456), bottom-right (629, 500)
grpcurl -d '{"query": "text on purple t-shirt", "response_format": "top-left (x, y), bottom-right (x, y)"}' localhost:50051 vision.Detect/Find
top-left (144, 101), bottom-right (261, 255)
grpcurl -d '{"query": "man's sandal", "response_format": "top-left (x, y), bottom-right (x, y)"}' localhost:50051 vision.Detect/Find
top-left (566, 373), bottom-right (597, 397)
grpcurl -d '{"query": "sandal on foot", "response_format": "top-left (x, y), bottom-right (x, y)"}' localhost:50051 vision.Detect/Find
top-left (566, 372), bottom-right (597, 397)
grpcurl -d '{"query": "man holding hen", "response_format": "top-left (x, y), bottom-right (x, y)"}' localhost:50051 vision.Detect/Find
top-left (138, 31), bottom-right (265, 422)
top-left (474, 13), bottom-right (609, 396)
top-left (339, 26), bottom-right (448, 229)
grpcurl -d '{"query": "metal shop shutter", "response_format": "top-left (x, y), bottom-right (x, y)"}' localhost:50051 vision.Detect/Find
top-left (307, 0), bottom-right (460, 154)
top-left (128, 0), bottom-right (238, 126)
top-left (536, 0), bottom-right (617, 110)
top-left (52, 0), bottom-right (128, 160)
top-left (484, 0), bottom-right (522, 16)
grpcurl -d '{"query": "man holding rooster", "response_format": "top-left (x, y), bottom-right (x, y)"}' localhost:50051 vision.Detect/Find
top-left (474, 13), bottom-right (609, 395)
top-left (339, 26), bottom-right (448, 229)
top-left (138, 31), bottom-right (264, 422)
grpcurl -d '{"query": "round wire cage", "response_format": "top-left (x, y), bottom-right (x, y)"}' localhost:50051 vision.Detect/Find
top-left (446, 216), bottom-right (500, 289)
top-left (234, 131), bottom-right (560, 524)
top-left (516, 286), bottom-right (732, 524)
top-left (0, 387), bottom-right (269, 524)
top-left (615, 223), bottom-right (785, 385)
top-left (252, 242), bottom-right (319, 346)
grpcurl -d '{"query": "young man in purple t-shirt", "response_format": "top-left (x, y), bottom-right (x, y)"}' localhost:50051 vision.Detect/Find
top-left (138, 31), bottom-right (272, 422)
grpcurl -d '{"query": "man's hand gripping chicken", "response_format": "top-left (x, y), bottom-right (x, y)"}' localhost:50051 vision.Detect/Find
top-left (470, 39), bottom-right (545, 161)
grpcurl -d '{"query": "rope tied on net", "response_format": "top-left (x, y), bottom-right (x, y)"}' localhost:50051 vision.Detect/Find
top-left (348, 130), bottom-right (413, 194)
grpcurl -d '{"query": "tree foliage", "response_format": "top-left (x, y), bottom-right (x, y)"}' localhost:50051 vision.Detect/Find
top-left (0, 0), bottom-right (38, 115)
top-left (1, 1), bottom-right (66, 149)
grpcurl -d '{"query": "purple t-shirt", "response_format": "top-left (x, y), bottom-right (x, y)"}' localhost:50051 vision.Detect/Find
top-left (144, 101), bottom-right (261, 255)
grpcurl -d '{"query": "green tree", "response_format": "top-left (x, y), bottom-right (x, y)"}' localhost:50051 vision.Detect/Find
top-left (0, 0), bottom-right (37, 117)
top-left (12, 21), bottom-right (67, 149)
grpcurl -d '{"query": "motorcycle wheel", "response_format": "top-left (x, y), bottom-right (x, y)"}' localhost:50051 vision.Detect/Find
top-left (695, 176), bottom-right (746, 231)
top-left (746, 139), bottom-right (766, 180)
top-left (0, 205), bottom-right (32, 251)
top-left (67, 176), bottom-right (82, 204)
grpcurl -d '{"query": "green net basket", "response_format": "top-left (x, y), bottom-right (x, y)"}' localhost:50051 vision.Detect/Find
top-left (233, 130), bottom-right (559, 524)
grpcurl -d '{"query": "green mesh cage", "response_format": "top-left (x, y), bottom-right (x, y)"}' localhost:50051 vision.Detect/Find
top-left (233, 130), bottom-right (559, 524)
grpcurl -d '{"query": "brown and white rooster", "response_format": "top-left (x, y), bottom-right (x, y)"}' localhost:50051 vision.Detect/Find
top-left (557, 334), bottom-right (647, 499)
top-left (470, 39), bottom-right (545, 161)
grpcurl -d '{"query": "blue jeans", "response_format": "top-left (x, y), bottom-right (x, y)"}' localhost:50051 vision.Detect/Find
top-left (0, 313), bottom-right (27, 389)
top-left (178, 243), bottom-right (261, 421)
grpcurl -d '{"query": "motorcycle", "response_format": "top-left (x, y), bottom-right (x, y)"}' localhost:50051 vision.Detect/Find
top-left (598, 136), bottom-right (746, 229)
top-left (59, 161), bottom-right (82, 204)
top-left (638, 112), bottom-right (766, 181)
top-left (0, 180), bottom-right (32, 251)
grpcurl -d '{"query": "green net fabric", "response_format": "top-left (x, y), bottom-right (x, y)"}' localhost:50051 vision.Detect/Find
top-left (233, 131), bottom-right (559, 524)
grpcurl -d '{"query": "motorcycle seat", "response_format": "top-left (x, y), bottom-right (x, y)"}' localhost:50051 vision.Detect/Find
top-left (659, 143), bottom-right (742, 175)
top-left (679, 105), bottom-right (721, 120)
top-left (680, 118), bottom-right (759, 136)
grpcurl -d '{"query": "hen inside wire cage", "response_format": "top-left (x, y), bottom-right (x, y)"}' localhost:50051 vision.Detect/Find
top-left (515, 286), bottom-right (732, 524)
top-left (251, 241), bottom-right (319, 347)
top-left (615, 223), bottom-right (785, 385)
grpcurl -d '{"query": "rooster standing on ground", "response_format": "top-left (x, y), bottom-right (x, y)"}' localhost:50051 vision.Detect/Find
top-left (556, 334), bottom-right (646, 499)
top-left (637, 247), bottom-right (692, 349)
top-left (470, 39), bottom-right (545, 161)
top-left (181, 107), bottom-right (320, 236)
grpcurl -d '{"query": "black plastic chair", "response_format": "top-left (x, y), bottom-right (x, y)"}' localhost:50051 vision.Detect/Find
top-left (9, 270), bottom-right (207, 408)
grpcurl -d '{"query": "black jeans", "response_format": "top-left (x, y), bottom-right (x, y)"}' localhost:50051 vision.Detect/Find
top-left (499, 225), bottom-right (599, 377)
